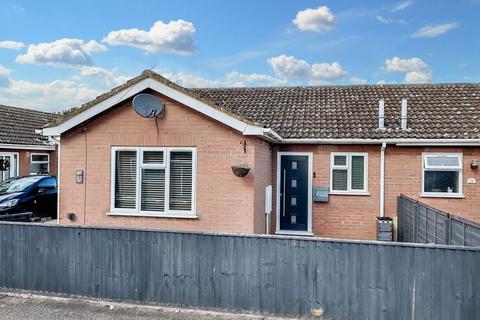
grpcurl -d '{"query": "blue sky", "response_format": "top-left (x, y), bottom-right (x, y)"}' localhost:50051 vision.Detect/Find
top-left (0, 0), bottom-right (478, 112)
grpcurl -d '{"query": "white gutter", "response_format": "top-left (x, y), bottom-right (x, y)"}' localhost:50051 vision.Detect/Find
top-left (380, 142), bottom-right (386, 217)
top-left (281, 138), bottom-right (480, 145)
top-left (0, 143), bottom-right (55, 150)
top-left (240, 125), bottom-right (283, 143)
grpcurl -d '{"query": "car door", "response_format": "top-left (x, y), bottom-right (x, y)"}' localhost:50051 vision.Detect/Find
top-left (33, 177), bottom-right (57, 219)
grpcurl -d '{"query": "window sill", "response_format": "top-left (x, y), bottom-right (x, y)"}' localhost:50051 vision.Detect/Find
top-left (329, 191), bottom-right (370, 196)
top-left (275, 230), bottom-right (313, 236)
top-left (420, 193), bottom-right (465, 199)
top-left (107, 212), bottom-right (199, 219)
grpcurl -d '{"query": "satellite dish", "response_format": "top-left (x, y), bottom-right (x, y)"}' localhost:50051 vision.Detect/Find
top-left (132, 94), bottom-right (165, 118)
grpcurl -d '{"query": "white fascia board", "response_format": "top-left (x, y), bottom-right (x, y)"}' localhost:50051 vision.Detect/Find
top-left (282, 138), bottom-right (480, 146)
top-left (42, 79), bottom-right (150, 136)
top-left (0, 143), bottom-right (55, 150)
top-left (148, 79), bottom-right (264, 134)
top-left (41, 77), bottom-right (271, 139)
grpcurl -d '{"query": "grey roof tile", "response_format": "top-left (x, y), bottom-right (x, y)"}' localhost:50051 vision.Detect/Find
top-left (0, 105), bottom-right (58, 146)
top-left (48, 70), bottom-right (480, 140)
top-left (190, 83), bottom-right (480, 139)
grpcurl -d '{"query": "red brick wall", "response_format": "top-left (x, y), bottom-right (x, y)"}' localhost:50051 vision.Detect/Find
top-left (58, 91), bottom-right (263, 233)
top-left (271, 145), bottom-right (381, 240)
top-left (0, 148), bottom-right (56, 177)
top-left (385, 146), bottom-right (480, 223)
top-left (253, 139), bottom-right (272, 234)
top-left (271, 144), bottom-right (480, 240)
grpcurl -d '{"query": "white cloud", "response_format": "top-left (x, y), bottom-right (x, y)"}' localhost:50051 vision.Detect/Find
top-left (82, 40), bottom-right (108, 54)
top-left (293, 6), bottom-right (335, 32)
top-left (0, 65), bottom-right (11, 87)
top-left (78, 66), bottom-right (130, 86)
top-left (267, 55), bottom-right (311, 79)
top-left (225, 71), bottom-right (287, 87)
top-left (162, 72), bottom-right (221, 87)
top-left (267, 55), bottom-right (348, 83)
top-left (0, 65), bottom-right (11, 75)
top-left (161, 70), bottom-right (286, 88)
top-left (376, 16), bottom-right (406, 24)
top-left (392, 1), bottom-right (413, 11)
top-left (349, 77), bottom-right (367, 84)
top-left (311, 62), bottom-right (347, 80)
top-left (0, 77), bottom-right (102, 112)
top-left (412, 23), bottom-right (458, 38)
top-left (16, 38), bottom-right (107, 67)
top-left (384, 56), bottom-right (432, 83)
top-left (0, 40), bottom-right (25, 50)
top-left (103, 20), bottom-right (196, 55)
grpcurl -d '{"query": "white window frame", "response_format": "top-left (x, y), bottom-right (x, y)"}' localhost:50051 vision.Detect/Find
top-left (109, 146), bottom-right (197, 218)
top-left (30, 153), bottom-right (50, 175)
top-left (330, 152), bottom-right (369, 195)
top-left (0, 152), bottom-right (19, 181)
top-left (421, 152), bottom-right (463, 198)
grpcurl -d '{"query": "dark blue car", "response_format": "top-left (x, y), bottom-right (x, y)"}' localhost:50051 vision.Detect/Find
top-left (0, 175), bottom-right (57, 219)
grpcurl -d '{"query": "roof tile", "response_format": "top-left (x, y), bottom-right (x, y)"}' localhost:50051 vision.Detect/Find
top-left (0, 105), bottom-right (58, 145)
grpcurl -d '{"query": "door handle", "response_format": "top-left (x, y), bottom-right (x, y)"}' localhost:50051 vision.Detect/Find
top-left (282, 169), bottom-right (286, 217)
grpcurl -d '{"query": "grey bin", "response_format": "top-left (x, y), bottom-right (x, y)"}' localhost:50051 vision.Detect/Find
top-left (376, 217), bottom-right (393, 241)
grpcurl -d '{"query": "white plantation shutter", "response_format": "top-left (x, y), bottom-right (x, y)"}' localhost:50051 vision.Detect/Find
top-left (332, 169), bottom-right (348, 191)
top-left (141, 169), bottom-right (165, 211)
top-left (351, 156), bottom-right (365, 190)
top-left (331, 153), bottom-right (367, 193)
top-left (143, 151), bottom-right (164, 164)
top-left (112, 147), bottom-right (195, 214)
top-left (115, 150), bottom-right (137, 209)
top-left (169, 151), bottom-right (193, 211)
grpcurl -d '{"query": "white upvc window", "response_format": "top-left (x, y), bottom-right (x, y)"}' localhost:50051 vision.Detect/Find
top-left (30, 153), bottom-right (50, 175)
top-left (110, 147), bottom-right (196, 217)
top-left (330, 153), bottom-right (368, 194)
top-left (422, 153), bottom-right (463, 197)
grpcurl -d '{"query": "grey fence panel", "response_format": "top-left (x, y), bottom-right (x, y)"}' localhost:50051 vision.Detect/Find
top-left (0, 222), bottom-right (479, 319)
top-left (397, 195), bottom-right (480, 247)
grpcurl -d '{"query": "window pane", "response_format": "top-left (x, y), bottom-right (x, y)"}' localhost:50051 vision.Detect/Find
top-left (12, 154), bottom-right (18, 177)
top-left (351, 156), bottom-right (365, 190)
top-left (424, 170), bottom-right (459, 193)
top-left (169, 151), bottom-right (193, 211)
top-left (426, 156), bottom-right (460, 167)
top-left (332, 169), bottom-right (348, 191)
top-left (38, 177), bottom-right (57, 188)
top-left (115, 151), bottom-right (137, 209)
top-left (30, 163), bottom-right (49, 174)
top-left (334, 155), bottom-right (347, 166)
top-left (32, 154), bottom-right (49, 162)
top-left (141, 169), bottom-right (165, 211)
top-left (143, 151), bottom-right (164, 164)
top-left (3, 156), bottom-right (11, 180)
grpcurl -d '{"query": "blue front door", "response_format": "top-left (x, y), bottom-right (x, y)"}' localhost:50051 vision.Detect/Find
top-left (279, 154), bottom-right (309, 232)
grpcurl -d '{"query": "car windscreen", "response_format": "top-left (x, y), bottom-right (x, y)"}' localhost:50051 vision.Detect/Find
top-left (0, 176), bottom-right (45, 193)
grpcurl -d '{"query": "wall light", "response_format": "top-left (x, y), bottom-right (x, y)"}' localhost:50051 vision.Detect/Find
top-left (471, 160), bottom-right (478, 170)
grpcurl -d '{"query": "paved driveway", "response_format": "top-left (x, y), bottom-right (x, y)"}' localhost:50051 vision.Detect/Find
top-left (0, 292), bottom-right (292, 320)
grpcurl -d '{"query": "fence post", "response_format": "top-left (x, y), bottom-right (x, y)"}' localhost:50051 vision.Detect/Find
top-left (445, 214), bottom-right (451, 245)
top-left (413, 201), bottom-right (419, 243)
top-left (397, 196), bottom-right (402, 241)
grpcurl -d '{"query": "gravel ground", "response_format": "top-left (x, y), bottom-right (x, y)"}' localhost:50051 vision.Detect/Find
top-left (0, 291), bottom-right (296, 320)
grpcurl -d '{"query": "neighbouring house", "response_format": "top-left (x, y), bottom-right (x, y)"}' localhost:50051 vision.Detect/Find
top-left (0, 104), bottom-right (58, 182)
top-left (41, 70), bottom-right (480, 240)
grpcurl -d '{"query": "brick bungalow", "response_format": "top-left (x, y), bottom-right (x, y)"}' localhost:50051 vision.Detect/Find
top-left (41, 70), bottom-right (480, 240)
top-left (0, 104), bottom-right (58, 182)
